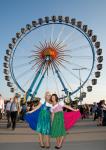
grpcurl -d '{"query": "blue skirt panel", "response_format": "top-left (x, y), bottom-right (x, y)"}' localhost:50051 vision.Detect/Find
top-left (24, 105), bottom-right (42, 130)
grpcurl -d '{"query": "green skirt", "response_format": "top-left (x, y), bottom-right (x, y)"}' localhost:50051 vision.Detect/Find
top-left (36, 109), bottom-right (51, 135)
top-left (51, 111), bottom-right (66, 138)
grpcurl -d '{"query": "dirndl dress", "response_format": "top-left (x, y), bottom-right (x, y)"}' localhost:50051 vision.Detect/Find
top-left (36, 104), bottom-right (51, 135)
top-left (51, 101), bottom-right (81, 138)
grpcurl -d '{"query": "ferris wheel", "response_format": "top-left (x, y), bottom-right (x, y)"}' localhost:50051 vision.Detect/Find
top-left (3, 16), bottom-right (103, 101)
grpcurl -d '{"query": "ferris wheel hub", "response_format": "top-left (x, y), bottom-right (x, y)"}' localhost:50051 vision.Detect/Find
top-left (40, 42), bottom-right (58, 61)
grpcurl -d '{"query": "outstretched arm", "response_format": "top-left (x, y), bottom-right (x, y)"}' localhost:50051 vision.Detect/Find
top-left (64, 104), bottom-right (79, 112)
top-left (27, 102), bottom-right (42, 113)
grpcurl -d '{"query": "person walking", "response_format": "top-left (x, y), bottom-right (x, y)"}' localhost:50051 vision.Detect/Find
top-left (0, 94), bottom-right (4, 120)
top-left (6, 98), bottom-right (13, 128)
top-left (10, 96), bottom-right (20, 130)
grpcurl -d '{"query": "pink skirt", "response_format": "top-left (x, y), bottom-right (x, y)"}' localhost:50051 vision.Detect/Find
top-left (64, 110), bottom-right (81, 131)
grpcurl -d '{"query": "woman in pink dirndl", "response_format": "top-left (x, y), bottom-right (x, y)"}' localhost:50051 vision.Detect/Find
top-left (50, 94), bottom-right (81, 149)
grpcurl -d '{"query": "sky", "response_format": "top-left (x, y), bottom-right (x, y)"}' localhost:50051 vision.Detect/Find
top-left (0, 0), bottom-right (106, 103)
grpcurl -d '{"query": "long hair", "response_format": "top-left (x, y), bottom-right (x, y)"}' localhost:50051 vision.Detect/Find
top-left (51, 94), bottom-right (58, 102)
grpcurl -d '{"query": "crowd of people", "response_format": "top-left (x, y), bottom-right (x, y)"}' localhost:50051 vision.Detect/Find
top-left (92, 100), bottom-right (106, 126)
top-left (79, 100), bottom-right (106, 126)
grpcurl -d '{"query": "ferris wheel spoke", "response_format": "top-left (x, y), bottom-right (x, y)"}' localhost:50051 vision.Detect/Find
top-left (65, 44), bottom-right (90, 52)
top-left (52, 41), bottom-right (66, 51)
top-left (28, 55), bottom-right (40, 59)
top-left (42, 26), bottom-right (47, 41)
top-left (53, 62), bottom-right (73, 92)
top-left (70, 62), bottom-right (91, 71)
top-left (53, 71), bottom-right (61, 97)
top-left (57, 57), bottom-right (72, 64)
top-left (53, 62), bottom-right (69, 94)
top-left (14, 62), bottom-right (31, 69)
top-left (50, 63), bottom-right (55, 75)
top-left (50, 24), bottom-right (55, 41)
top-left (70, 56), bottom-right (92, 59)
top-left (67, 34), bottom-right (85, 44)
top-left (22, 71), bottom-right (37, 90)
top-left (31, 60), bottom-right (44, 70)
top-left (56, 57), bottom-right (90, 71)
top-left (62, 28), bottom-right (75, 43)
top-left (30, 49), bottom-right (41, 54)
top-left (57, 54), bottom-right (92, 60)
top-left (14, 55), bottom-right (30, 59)
top-left (56, 26), bottom-right (65, 42)
top-left (34, 45), bottom-right (43, 51)
top-left (54, 60), bottom-right (84, 82)
top-left (40, 41), bottom-right (48, 50)
top-left (15, 61), bottom-right (44, 81)
top-left (29, 57), bottom-right (42, 64)
top-left (57, 69), bottom-right (73, 92)
top-left (16, 67), bottom-right (34, 80)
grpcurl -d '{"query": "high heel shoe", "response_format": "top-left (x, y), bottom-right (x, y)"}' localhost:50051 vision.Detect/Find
top-left (45, 146), bottom-right (50, 149)
top-left (40, 145), bottom-right (45, 148)
top-left (55, 146), bottom-right (62, 149)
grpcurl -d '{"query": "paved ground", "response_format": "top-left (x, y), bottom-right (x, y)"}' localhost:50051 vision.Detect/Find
top-left (0, 118), bottom-right (106, 150)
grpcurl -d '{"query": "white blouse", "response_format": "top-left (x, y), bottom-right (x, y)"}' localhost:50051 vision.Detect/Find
top-left (40, 99), bottom-right (52, 107)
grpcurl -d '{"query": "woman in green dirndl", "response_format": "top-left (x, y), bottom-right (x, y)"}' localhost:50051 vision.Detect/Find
top-left (25, 92), bottom-right (52, 148)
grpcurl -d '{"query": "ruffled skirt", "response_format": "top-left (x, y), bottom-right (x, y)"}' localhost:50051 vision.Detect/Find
top-left (51, 110), bottom-right (81, 137)
top-left (51, 111), bottom-right (66, 137)
top-left (24, 106), bottom-right (42, 130)
top-left (36, 109), bottom-right (51, 135)
top-left (24, 106), bottom-right (51, 135)
top-left (64, 110), bottom-right (81, 131)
